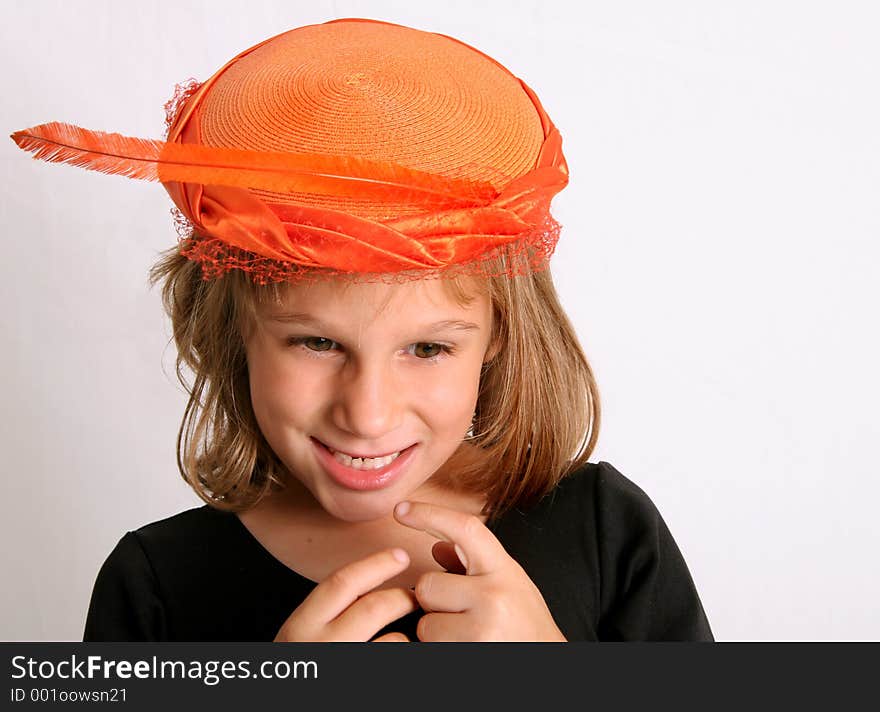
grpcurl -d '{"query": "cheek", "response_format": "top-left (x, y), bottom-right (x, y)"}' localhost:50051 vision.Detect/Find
top-left (417, 364), bottom-right (482, 427)
top-left (246, 349), bottom-right (310, 429)
top-left (430, 375), bottom-right (477, 407)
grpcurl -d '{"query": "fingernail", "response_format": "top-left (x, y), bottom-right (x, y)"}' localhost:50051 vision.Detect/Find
top-left (392, 548), bottom-right (409, 564)
top-left (395, 501), bottom-right (411, 517)
top-left (454, 544), bottom-right (469, 572)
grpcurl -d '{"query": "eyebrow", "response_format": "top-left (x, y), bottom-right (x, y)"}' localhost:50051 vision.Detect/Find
top-left (267, 311), bottom-right (480, 333)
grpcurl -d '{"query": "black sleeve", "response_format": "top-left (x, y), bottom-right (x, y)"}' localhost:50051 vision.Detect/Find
top-left (82, 532), bottom-right (168, 642)
top-left (593, 462), bottom-right (714, 641)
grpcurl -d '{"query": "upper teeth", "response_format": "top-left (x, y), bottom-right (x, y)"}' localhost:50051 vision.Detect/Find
top-left (329, 447), bottom-right (402, 470)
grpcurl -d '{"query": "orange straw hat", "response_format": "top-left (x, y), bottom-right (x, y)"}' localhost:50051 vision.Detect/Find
top-left (11, 18), bottom-right (569, 285)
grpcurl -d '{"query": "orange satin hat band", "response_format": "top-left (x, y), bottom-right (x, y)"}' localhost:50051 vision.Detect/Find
top-left (11, 18), bottom-right (569, 284)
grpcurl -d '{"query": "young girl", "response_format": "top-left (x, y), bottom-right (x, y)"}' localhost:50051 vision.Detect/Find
top-left (12, 18), bottom-right (712, 642)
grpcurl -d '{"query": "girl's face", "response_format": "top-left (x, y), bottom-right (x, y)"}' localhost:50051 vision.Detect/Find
top-left (244, 278), bottom-right (496, 522)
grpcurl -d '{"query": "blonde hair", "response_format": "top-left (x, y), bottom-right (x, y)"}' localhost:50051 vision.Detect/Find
top-left (149, 246), bottom-right (600, 523)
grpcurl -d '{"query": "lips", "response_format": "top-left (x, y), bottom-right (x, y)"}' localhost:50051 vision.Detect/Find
top-left (311, 437), bottom-right (418, 491)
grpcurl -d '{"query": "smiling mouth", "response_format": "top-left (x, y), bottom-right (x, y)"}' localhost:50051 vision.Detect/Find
top-left (313, 438), bottom-right (417, 461)
top-left (311, 437), bottom-right (419, 491)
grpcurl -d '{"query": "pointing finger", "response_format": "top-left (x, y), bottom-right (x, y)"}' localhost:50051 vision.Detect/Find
top-left (300, 547), bottom-right (410, 624)
top-left (393, 500), bottom-right (503, 576)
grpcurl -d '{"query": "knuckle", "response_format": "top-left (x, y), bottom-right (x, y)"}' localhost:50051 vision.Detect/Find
top-left (326, 567), bottom-right (356, 592)
top-left (358, 592), bottom-right (388, 620)
top-left (462, 514), bottom-right (483, 539)
top-left (483, 588), bottom-right (510, 618)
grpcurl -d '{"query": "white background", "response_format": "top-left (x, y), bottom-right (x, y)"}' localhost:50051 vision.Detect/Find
top-left (1, 0), bottom-right (878, 641)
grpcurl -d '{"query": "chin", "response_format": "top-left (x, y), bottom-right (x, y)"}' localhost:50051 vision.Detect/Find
top-left (320, 492), bottom-right (399, 523)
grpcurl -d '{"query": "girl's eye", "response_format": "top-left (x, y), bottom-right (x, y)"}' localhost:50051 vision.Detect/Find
top-left (287, 337), bottom-right (455, 362)
top-left (412, 343), bottom-right (445, 359)
top-left (297, 336), bottom-right (333, 352)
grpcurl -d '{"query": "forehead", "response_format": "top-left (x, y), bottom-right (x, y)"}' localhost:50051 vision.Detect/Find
top-left (259, 277), bottom-right (489, 328)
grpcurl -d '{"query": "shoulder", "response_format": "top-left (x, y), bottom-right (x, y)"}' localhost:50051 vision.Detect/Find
top-left (550, 460), bottom-right (679, 553)
top-left (88, 505), bottom-right (247, 593)
top-left (121, 505), bottom-right (246, 576)
top-left (538, 460), bottom-right (662, 526)
top-left (84, 506), bottom-right (241, 641)
top-left (93, 506), bottom-right (225, 579)
top-left (88, 507), bottom-right (244, 611)
top-left (490, 459), bottom-right (661, 558)
top-left (506, 459), bottom-right (679, 575)
top-left (487, 461), bottom-right (671, 639)
top-left (493, 462), bottom-right (714, 641)
top-left (129, 505), bottom-right (226, 546)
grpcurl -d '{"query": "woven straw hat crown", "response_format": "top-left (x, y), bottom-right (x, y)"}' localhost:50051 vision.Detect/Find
top-left (182, 19), bottom-right (547, 219)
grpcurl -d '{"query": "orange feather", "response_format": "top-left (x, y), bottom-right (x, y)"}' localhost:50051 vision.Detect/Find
top-left (10, 122), bottom-right (497, 207)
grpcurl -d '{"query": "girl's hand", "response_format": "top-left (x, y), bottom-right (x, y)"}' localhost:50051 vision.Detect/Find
top-left (273, 548), bottom-right (418, 642)
top-left (393, 501), bottom-right (567, 642)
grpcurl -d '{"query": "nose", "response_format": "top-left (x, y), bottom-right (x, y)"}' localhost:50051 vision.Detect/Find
top-left (331, 357), bottom-right (403, 440)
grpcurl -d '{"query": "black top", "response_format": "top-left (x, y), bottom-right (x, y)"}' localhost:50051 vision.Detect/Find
top-left (83, 461), bottom-right (713, 641)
